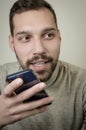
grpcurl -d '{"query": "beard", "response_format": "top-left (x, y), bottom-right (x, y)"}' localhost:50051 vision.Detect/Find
top-left (15, 52), bottom-right (58, 82)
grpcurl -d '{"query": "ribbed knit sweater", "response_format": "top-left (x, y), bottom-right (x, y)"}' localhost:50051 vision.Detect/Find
top-left (0, 61), bottom-right (86, 130)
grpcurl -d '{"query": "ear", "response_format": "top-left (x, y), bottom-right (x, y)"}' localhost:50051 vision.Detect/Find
top-left (9, 35), bottom-right (15, 51)
top-left (58, 29), bottom-right (61, 41)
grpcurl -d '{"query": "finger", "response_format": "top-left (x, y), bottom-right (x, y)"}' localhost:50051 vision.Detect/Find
top-left (10, 96), bottom-right (53, 114)
top-left (14, 82), bottom-right (46, 103)
top-left (24, 96), bottom-right (53, 110)
top-left (3, 78), bottom-right (23, 97)
top-left (12, 107), bottom-right (48, 122)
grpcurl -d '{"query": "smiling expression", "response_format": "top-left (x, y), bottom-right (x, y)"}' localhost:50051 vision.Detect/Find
top-left (9, 8), bottom-right (61, 81)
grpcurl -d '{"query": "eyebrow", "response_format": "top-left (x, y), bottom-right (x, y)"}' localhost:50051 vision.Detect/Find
top-left (42, 27), bottom-right (57, 33)
top-left (15, 27), bottom-right (57, 36)
top-left (15, 31), bottom-right (30, 36)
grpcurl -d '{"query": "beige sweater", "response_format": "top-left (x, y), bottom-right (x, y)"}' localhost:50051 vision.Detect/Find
top-left (0, 61), bottom-right (86, 130)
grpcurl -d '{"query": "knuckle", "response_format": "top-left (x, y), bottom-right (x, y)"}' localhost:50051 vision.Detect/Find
top-left (3, 85), bottom-right (11, 96)
top-left (13, 114), bottom-right (23, 122)
top-left (16, 115), bottom-right (23, 120)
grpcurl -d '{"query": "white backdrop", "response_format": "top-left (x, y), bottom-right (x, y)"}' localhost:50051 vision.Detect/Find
top-left (0, 0), bottom-right (86, 69)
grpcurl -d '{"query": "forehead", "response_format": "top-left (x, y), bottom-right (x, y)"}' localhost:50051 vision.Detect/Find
top-left (13, 8), bottom-right (57, 34)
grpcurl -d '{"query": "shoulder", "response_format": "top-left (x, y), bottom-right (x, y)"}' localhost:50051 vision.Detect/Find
top-left (59, 60), bottom-right (86, 73)
top-left (0, 61), bottom-right (20, 74)
top-left (0, 62), bottom-right (21, 92)
top-left (59, 60), bottom-right (86, 83)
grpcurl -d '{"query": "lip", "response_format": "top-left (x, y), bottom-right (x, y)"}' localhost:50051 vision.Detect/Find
top-left (30, 60), bottom-right (49, 71)
top-left (30, 59), bottom-right (49, 65)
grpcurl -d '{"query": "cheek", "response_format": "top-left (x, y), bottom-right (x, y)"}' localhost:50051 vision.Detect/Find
top-left (16, 48), bottom-right (26, 57)
top-left (14, 45), bottom-right (31, 62)
top-left (47, 41), bottom-right (61, 58)
top-left (14, 42), bottom-right (34, 56)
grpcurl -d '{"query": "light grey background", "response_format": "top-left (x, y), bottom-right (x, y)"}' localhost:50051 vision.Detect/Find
top-left (0, 0), bottom-right (86, 69)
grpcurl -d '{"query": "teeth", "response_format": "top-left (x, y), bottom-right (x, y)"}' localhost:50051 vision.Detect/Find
top-left (34, 62), bottom-right (45, 66)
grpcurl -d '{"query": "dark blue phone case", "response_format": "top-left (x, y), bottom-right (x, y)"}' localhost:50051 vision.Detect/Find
top-left (6, 69), bottom-right (50, 104)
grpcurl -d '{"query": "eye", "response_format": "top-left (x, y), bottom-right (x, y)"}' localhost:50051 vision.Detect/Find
top-left (17, 35), bottom-right (31, 43)
top-left (43, 32), bottom-right (55, 40)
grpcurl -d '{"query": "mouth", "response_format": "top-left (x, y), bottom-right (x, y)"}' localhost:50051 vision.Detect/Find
top-left (26, 54), bottom-right (53, 72)
top-left (30, 59), bottom-right (49, 66)
top-left (30, 59), bottom-right (50, 71)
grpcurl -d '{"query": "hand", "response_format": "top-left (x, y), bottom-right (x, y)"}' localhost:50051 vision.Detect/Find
top-left (0, 78), bottom-right (53, 127)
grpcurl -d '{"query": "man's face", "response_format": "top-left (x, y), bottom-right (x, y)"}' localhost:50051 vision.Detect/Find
top-left (9, 8), bottom-right (61, 81)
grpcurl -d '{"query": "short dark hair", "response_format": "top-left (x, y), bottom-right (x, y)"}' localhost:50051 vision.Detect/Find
top-left (9, 0), bottom-right (58, 35)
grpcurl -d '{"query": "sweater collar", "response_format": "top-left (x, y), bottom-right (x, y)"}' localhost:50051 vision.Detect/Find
top-left (45, 61), bottom-right (60, 88)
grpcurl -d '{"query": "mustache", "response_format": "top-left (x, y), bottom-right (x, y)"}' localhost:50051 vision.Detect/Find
top-left (26, 53), bottom-right (53, 65)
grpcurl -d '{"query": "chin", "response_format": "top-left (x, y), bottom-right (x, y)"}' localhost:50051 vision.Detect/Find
top-left (34, 70), bottom-right (52, 82)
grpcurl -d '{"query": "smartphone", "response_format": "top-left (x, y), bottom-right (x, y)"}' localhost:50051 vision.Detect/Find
top-left (6, 69), bottom-right (51, 104)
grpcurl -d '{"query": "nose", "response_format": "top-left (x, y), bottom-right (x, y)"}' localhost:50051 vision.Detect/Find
top-left (33, 37), bottom-right (45, 55)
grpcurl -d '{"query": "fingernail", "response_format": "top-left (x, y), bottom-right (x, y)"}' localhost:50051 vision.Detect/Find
top-left (39, 82), bottom-right (46, 90)
top-left (16, 78), bottom-right (23, 84)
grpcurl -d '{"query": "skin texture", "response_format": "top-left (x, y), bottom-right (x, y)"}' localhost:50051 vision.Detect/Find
top-left (0, 8), bottom-right (61, 127)
top-left (9, 8), bottom-right (61, 81)
top-left (0, 79), bottom-right (53, 127)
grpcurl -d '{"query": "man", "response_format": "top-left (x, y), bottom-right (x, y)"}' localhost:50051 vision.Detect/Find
top-left (0, 0), bottom-right (86, 129)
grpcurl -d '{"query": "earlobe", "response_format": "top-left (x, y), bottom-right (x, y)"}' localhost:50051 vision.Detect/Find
top-left (9, 35), bottom-right (14, 51)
